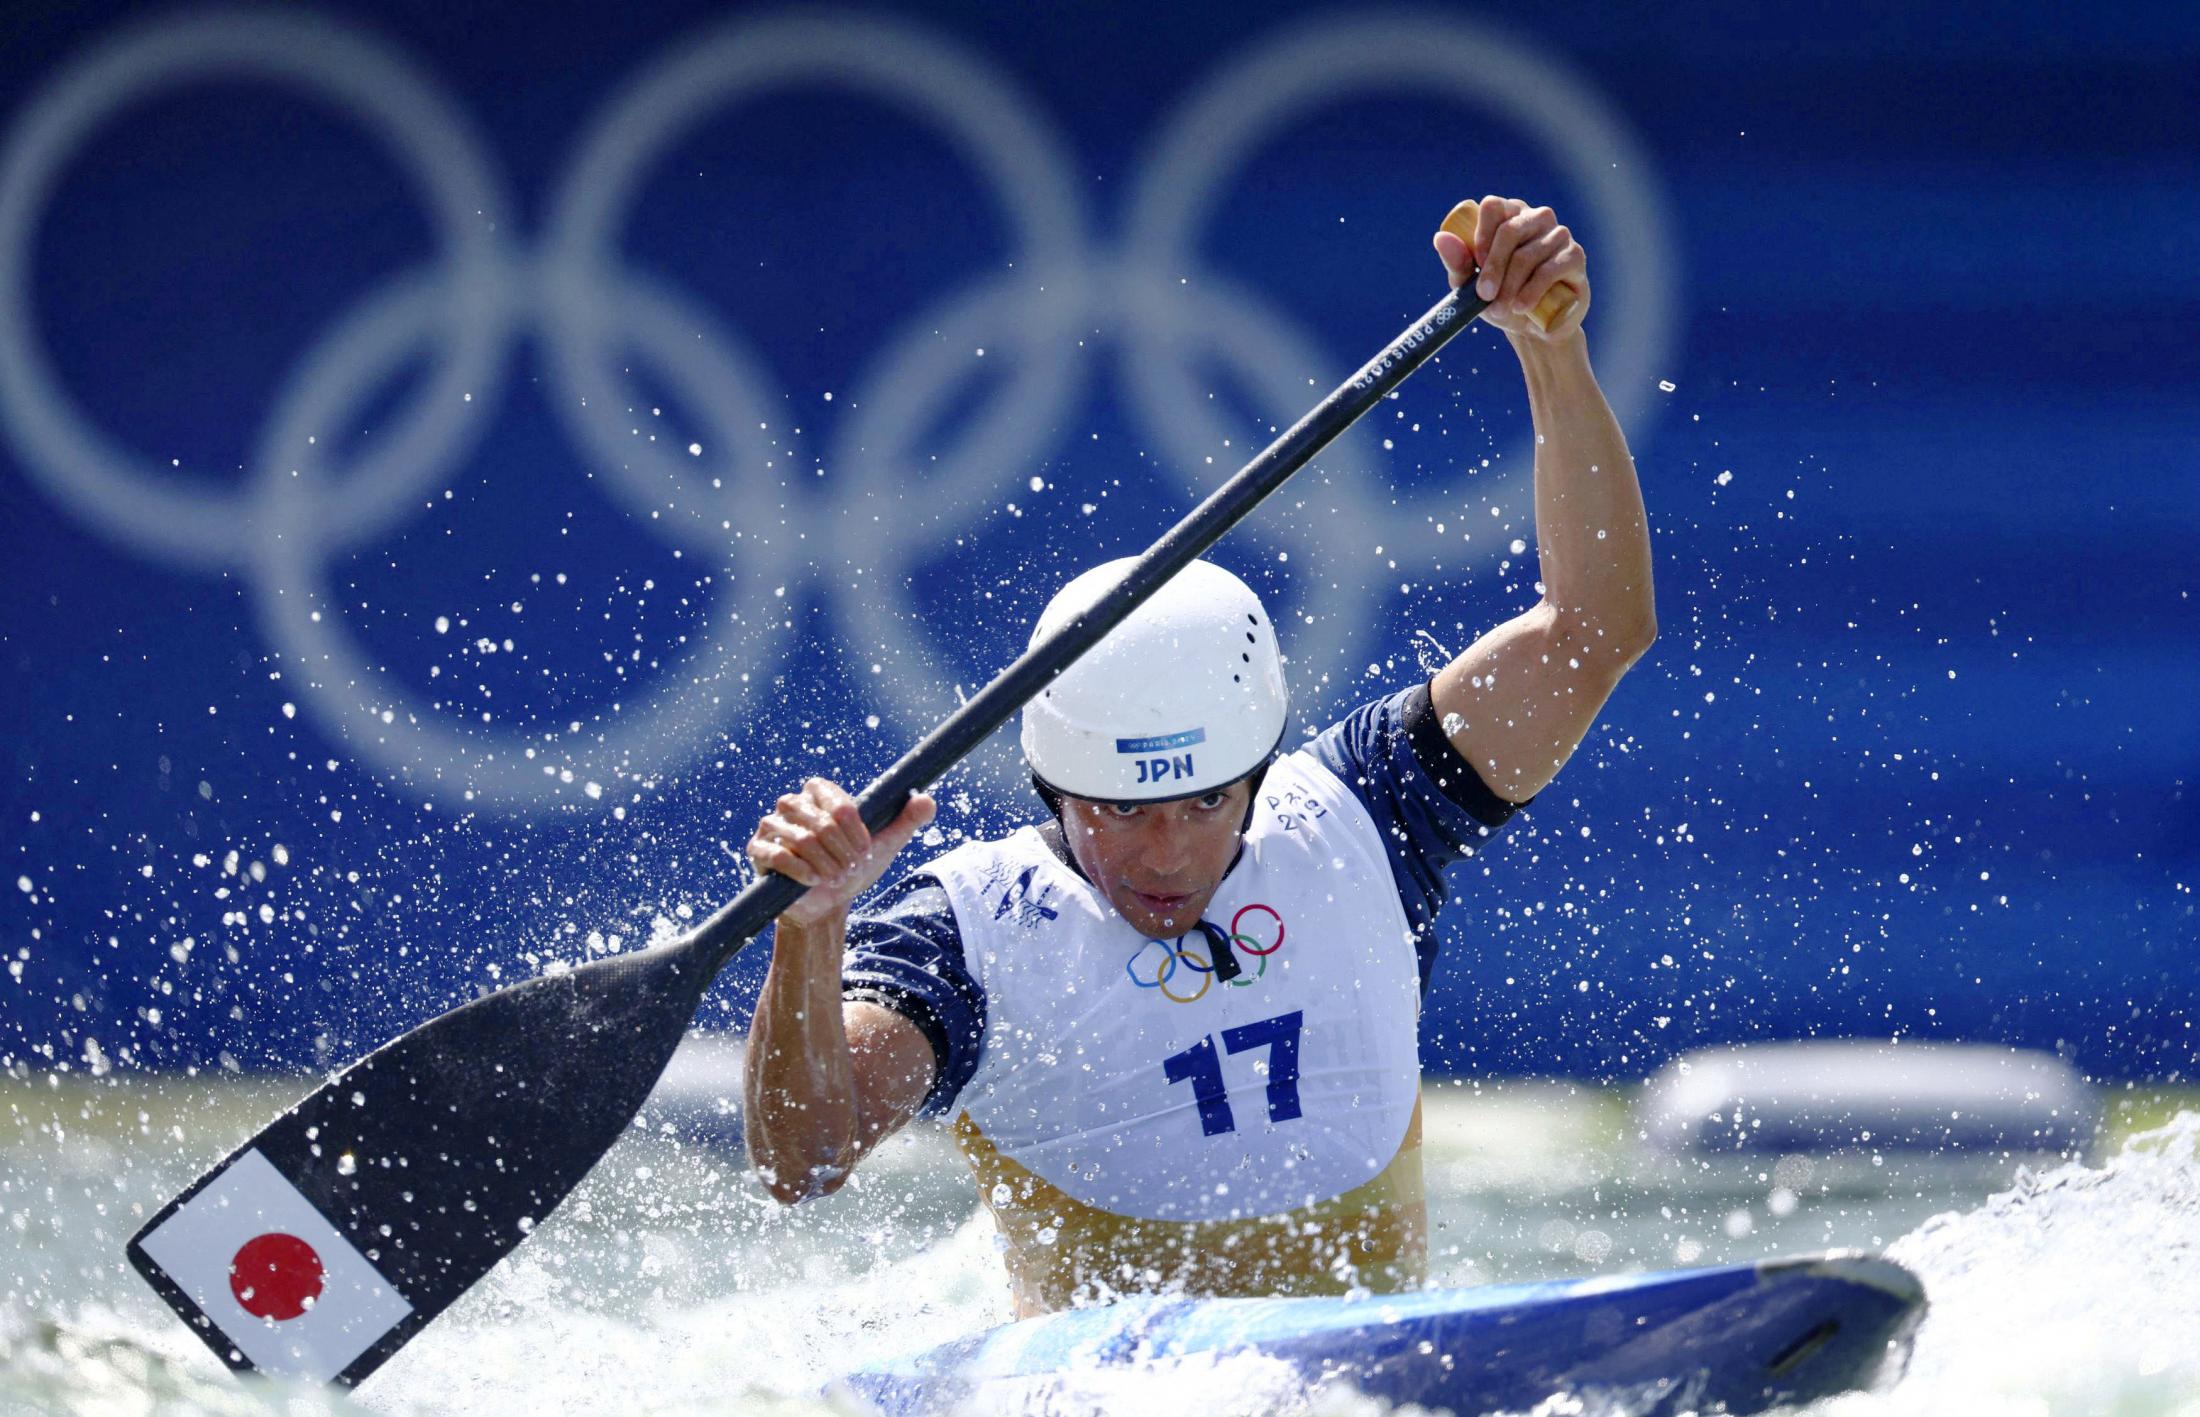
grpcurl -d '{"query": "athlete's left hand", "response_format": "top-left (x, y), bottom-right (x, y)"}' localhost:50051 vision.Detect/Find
top-left (1432, 196), bottom-right (1590, 341)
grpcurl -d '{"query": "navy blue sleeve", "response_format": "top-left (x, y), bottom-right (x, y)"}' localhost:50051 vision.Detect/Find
top-left (839, 871), bottom-right (985, 1118)
top-left (1304, 682), bottom-right (1526, 992)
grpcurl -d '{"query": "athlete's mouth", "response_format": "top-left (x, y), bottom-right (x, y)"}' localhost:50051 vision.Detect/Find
top-left (1129, 888), bottom-right (1193, 916)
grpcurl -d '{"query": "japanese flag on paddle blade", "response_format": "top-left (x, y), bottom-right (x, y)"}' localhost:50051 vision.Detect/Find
top-left (129, 1148), bottom-right (413, 1384)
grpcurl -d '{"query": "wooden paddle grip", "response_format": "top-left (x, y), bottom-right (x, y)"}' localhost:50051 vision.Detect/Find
top-left (1439, 206), bottom-right (1581, 332)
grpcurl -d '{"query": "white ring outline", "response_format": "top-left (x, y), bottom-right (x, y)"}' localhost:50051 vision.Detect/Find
top-left (824, 269), bottom-right (1098, 729)
top-left (1104, 258), bottom-right (1379, 687)
top-left (251, 262), bottom-right (794, 809)
top-left (0, 9), bottom-right (511, 571)
top-left (537, 11), bottom-right (1097, 740)
top-left (838, 14), bottom-right (1680, 733)
top-left (542, 11), bottom-right (1089, 558)
top-left (1117, 12), bottom-right (1679, 679)
top-left (1126, 11), bottom-right (1675, 443)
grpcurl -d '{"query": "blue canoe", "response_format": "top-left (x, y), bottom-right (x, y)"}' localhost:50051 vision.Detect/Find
top-left (832, 1252), bottom-right (1925, 1416)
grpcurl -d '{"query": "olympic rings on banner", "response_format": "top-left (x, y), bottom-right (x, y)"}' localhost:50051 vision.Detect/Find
top-left (0, 11), bottom-right (511, 573)
top-left (0, 9), bottom-right (1672, 812)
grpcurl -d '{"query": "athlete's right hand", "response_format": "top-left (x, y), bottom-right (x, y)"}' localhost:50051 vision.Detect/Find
top-left (747, 779), bottom-right (937, 930)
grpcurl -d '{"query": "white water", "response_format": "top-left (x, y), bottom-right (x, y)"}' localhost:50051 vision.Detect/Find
top-left (1825, 1113), bottom-right (2200, 1417)
top-left (5, 1075), bottom-right (2196, 1415)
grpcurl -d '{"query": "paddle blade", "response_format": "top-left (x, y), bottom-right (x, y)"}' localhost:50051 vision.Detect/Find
top-left (127, 936), bottom-right (719, 1386)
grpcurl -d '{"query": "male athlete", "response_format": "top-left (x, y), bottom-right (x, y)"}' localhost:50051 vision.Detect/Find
top-left (743, 197), bottom-right (1655, 1316)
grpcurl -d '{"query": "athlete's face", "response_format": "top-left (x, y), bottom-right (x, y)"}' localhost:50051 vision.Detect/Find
top-left (1059, 780), bottom-right (1252, 939)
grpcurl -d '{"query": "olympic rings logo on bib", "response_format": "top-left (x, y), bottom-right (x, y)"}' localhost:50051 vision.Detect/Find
top-left (1124, 904), bottom-right (1286, 1004)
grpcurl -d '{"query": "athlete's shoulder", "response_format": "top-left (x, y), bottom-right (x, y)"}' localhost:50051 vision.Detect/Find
top-left (1303, 688), bottom-right (1415, 793)
top-left (1270, 743), bottom-right (1350, 795)
top-left (1241, 748), bottom-right (1389, 868)
top-left (1307, 683), bottom-right (1522, 835)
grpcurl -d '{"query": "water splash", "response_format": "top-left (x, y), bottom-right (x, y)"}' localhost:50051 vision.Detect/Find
top-left (10, 1085), bottom-right (2199, 1415)
top-left (1812, 1113), bottom-right (2200, 1416)
top-left (1410, 629), bottom-right (1453, 678)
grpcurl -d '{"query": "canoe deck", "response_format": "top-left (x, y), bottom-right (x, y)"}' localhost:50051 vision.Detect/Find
top-left (832, 1252), bottom-right (1926, 1416)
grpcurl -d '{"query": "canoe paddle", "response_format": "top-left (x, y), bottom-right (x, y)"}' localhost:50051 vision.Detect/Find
top-left (128, 275), bottom-right (1510, 1387)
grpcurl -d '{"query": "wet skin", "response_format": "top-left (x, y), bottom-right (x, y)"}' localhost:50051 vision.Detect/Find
top-left (1058, 780), bottom-right (1252, 939)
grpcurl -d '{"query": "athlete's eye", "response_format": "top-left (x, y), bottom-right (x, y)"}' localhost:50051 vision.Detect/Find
top-left (1196, 791), bottom-right (1228, 810)
top-left (1105, 802), bottom-right (1141, 819)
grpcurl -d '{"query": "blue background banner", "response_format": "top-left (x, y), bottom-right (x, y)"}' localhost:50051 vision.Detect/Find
top-left (2, 2), bottom-right (2193, 1080)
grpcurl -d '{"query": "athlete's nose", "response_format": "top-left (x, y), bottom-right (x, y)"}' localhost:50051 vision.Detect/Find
top-left (1131, 811), bottom-right (1195, 881)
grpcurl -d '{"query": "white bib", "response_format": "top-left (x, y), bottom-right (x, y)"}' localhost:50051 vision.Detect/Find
top-left (927, 751), bottom-right (1422, 1223)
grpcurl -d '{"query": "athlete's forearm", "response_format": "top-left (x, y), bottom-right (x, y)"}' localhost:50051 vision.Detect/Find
top-left (1513, 331), bottom-right (1656, 664)
top-left (743, 914), bottom-right (862, 1204)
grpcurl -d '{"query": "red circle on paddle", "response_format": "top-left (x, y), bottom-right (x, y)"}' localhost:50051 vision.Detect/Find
top-left (228, 1232), bottom-right (325, 1321)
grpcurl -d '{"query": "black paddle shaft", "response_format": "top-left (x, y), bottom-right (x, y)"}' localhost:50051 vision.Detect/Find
top-left (127, 281), bottom-right (1489, 1388)
top-left (690, 280), bottom-right (1488, 970)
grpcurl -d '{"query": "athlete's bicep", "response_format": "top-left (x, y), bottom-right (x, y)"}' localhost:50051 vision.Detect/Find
top-left (1432, 602), bottom-right (1629, 804)
top-left (845, 1001), bottom-right (938, 1152)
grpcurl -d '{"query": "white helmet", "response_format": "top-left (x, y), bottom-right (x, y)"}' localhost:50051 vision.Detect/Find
top-left (1021, 558), bottom-right (1289, 803)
